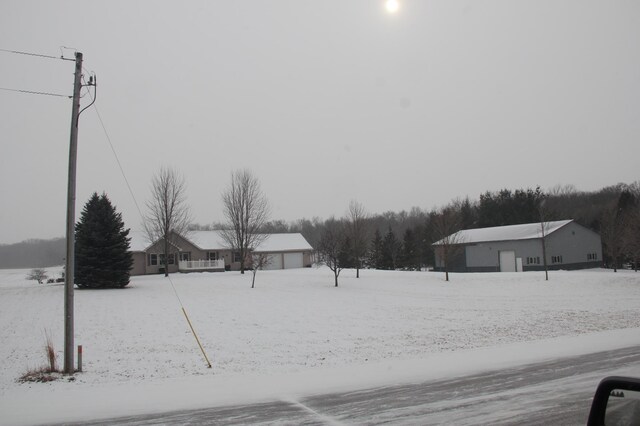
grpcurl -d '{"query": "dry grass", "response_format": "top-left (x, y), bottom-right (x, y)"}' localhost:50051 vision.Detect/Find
top-left (17, 330), bottom-right (66, 384)
top-left (44, 330), bottom-right (57, 372)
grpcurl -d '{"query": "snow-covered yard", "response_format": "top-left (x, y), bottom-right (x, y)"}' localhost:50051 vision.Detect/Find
top-left (1, 267), bottom-right (640, 424)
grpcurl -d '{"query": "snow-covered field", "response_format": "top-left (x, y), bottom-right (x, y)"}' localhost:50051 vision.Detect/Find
top-left (1, 267), bottom-right (640, 424)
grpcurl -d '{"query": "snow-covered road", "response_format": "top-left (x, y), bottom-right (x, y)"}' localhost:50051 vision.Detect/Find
top-left (55, 345), bottom-right (640, 425)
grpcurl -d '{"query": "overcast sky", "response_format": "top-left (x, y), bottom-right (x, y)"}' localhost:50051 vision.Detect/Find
top-left (1, 1), bottom-right (638, 244)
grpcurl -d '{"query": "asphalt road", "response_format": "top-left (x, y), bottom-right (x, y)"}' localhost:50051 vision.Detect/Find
top-left (60, 345), bottom-right (640, 426)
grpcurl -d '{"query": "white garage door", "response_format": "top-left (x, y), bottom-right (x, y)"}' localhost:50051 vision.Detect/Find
top-left (284, 252), bottom-right (304, 269)
top-left (263, 254), bottom-right (282, 270)
top-left (499, 251), bottom-right (516, 272)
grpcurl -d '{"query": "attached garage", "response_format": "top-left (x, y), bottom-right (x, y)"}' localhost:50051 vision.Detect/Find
top-left (254, 233), bottom-right (314, 270)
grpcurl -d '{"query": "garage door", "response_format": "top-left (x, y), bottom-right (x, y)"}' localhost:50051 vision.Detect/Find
top-left (499, 251), bottom-right (516, 272)
top-left (264, 254), bottom-right (282, 270)
top-left (284, 252), bottom-right (304, 269)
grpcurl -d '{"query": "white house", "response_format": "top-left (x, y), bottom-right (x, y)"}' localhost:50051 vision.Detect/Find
top-left (129, 231), bottom-right (314, 275)
top-left (433, 220), bottom-right (602, 272)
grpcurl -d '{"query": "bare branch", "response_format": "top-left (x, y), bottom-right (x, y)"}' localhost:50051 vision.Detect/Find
top-left (144, 166), bottom-right (192, 276)
top-left (220, 169), bottom-right (270, 274)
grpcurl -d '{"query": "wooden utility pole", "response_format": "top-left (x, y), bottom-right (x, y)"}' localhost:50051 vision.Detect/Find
top-left (64, 51), bottom-right (83, 375)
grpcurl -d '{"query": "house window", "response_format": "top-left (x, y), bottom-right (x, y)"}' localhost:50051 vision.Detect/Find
top-left (159, 254), bottom-right (175, 265)
top-left (233, 251), bottom-right (242, 263)
top-left (179, 252), bottom-right (191, 261)
top-left (149, 254), bottom-right (157, 266)
top-left (207, 251), bottom-right (219, 261)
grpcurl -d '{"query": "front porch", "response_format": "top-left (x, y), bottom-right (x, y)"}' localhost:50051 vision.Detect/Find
top-left (178, 259), bottom-right (225, 273)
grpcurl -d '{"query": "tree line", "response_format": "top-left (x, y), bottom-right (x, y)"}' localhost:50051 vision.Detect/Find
top-left (8, 181), bottom-right (640, 283)
top-left (236, 182), bottom-right (640, 284)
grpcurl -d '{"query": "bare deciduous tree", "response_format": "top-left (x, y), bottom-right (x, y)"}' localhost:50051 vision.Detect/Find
top-left (250, 252), bottom-right (271, 288)
top-left (221, 170), bottom-right (270, 274)
top-left (145, 166), bottom-right (192, 277)
top-left (26, 268), bottom-right (48, 284)
top-left (317, 218), bottom-right (346, 287)
top-left (431, 206), bottom-right (464, 282)
top-left (346, 200), bottom-right (369, 278)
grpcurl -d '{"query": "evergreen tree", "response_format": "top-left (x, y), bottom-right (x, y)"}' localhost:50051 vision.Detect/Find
top-left (75, 193), bottom-right (133, 289)
top-left (381, 227), bottom-right (401, 270)
top-left (400, 228), bottom-right (420, 270)
top-left (367, 228), bottom-right (384, 269)
top-left (338, 236), bottom-right (355, 269)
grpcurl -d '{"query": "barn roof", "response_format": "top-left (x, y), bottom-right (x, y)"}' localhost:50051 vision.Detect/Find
top-left (433, 220), bottom-right (573, 246)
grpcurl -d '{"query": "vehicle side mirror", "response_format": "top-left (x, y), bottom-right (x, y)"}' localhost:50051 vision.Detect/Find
top-left (587, 376), bottom-right (640, 426)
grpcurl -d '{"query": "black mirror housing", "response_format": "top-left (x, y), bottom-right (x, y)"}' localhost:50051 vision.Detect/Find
top-left (587, 376), bottom-right (640, 426)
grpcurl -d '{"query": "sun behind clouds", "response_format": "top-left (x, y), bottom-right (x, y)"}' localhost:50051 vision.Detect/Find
top-left (385, 0), bottom-right (400, 14)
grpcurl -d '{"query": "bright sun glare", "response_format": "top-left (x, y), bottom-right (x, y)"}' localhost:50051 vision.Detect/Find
top-left (385, 0), bottom-right (400, 14)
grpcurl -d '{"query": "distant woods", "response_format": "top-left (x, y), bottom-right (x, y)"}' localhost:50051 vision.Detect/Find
top-left (0, 238), bottom-right (65, 269)
top-left (4, 182), bottom-right (640, 271)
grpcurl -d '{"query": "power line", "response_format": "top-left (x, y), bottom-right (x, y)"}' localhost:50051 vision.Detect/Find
top-left (91, 102), bottom-right (212, 368)
top-left (0, 47), bottom-right (74, 61)
top-left (92, 103), bottom-right (146, 222)
top-left (0, 86), bottom-right (71, 98)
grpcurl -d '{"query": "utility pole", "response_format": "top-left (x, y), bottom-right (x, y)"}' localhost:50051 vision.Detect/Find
top-left (64, 51), bottom-right (83, 375)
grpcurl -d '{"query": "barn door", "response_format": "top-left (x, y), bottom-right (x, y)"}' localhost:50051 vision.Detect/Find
top-left (499, 251), bottom-right (516, 272)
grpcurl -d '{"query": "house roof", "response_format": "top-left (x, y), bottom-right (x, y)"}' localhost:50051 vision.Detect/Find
top-left (129, 230), bottom-right (313, 253)
top-left (254, 233), bottom-right (314, 253)
top-left (433, 220), bottom-right (573, 246)
top-left (188, 231), bottom-right (229, 250)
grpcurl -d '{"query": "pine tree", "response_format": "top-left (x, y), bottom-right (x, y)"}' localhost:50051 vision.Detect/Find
top-left (400, 228), bottom-right (420, 270)
top-left (75, 193), bottom-right (133, 289)
top-left (338, 236), bottom-right (354, 269)
top-left (367, 228), bottom-right (383, 269)
top-left (381, 227), bottom-right (401, 270)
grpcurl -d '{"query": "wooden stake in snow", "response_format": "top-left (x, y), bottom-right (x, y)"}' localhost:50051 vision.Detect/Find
top-left (182, 308), bottom-right (212, 369)
top-left (77, 345), bottom-right (82, 372)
